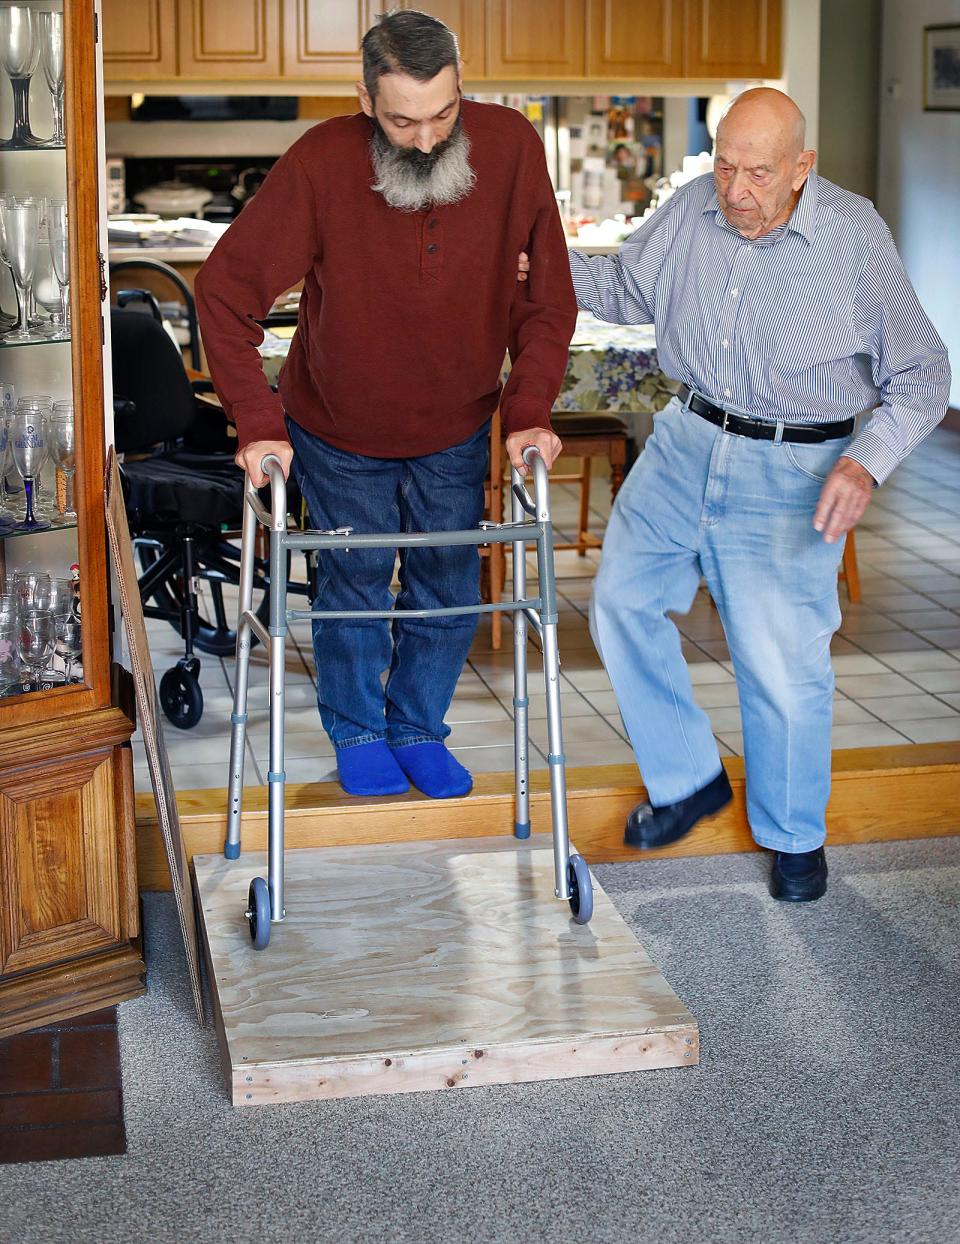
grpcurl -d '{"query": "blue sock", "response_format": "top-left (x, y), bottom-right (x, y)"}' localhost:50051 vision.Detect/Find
top-left (335, 739), bottom-right (409, 796)
top-left (391, 742), bottom-right (473, 799)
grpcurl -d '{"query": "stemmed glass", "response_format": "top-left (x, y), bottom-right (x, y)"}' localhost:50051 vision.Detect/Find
top-left (36, 576), bottom-right (74, 619)
top-left (0, 618), bottom-right (20, 693)
top-left (47, 200), bottom-right (68, 338)
top-left (17, 607), bottom-right (55, 690)
top-left (3, 200), bottom-right (39, 343)
top-left (55, 616), bottom-right (81, 683)
top-left (13, 569), bottom-right (50, 611)
top-left (49, 402), bottom-right (76, 523)
top-left (38, 12), bottom-right (64, 148)
top-left (0, 6), bottom-right (43, 150)
top-left (0, 415), bottom-right (14, 533)
top-left (9, 406), bottom-right (48, 530)
top-left (33, 230), bottom-right (65, 338)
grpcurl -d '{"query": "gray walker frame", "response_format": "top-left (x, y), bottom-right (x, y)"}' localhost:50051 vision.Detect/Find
top-left (224, 447), bottom-right (594, 949)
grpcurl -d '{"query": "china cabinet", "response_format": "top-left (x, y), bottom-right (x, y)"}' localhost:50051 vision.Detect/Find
top-left (0, 0), bottom-right (144, 1039)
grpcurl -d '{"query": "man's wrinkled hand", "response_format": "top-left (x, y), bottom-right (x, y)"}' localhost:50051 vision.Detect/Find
top-left (506, 427), bottom-right (562, 475)
top-left (235, 439), bottom-right (294, 488)
top-left (517, 251), bottom-right (530, 282)
top-left (813, 455), bottom-right (874, 543)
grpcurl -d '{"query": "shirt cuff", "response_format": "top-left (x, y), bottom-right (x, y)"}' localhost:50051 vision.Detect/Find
top-left (500, 395), bottom-right (555, 437)
top-left (844, 428), bottom-right (902, 488)
top-left (231, 395), bottom-right (289, 449)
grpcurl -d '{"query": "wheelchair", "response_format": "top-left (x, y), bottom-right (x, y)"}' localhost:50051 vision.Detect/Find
top-left (110, 261), bottom-right (306, 729)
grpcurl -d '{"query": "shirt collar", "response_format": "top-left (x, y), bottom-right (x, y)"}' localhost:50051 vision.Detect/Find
top-left (703, 168), bottom-right (819, 245)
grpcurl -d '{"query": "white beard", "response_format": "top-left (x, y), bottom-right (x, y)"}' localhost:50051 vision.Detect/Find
top-left (370, 117), bottom-right (476, 213)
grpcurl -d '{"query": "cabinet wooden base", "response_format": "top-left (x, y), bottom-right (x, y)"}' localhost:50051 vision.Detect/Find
top-left (0, 945), bottom-right (145, 1040)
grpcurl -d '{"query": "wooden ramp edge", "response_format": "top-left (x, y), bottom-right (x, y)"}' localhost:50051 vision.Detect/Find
top-left (194, 836), bottom-right (699, 1106)
top-left (137, 744), bottom-right (960, 891)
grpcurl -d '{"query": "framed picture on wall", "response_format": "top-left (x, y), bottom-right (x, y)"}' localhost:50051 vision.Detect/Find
top-left (924, 24), bottom-right (960, 112)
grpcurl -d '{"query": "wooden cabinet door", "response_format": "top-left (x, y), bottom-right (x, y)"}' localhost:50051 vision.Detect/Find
top-left (393, 2), bottom-right (486, 78)
top-left (101, 0), bottom-right (178, 80)
top-left (684, 0), bottom-right (782, 78)
top-left (177, 0), bottom-right (281, 78)
top-left (0, 756), bottom-right (126, 978)
top-left (587, 0), bottom-right (683, 78)
top-left (485, 0), bottom-right (585, 78)
top-left (283, 0), bottom-right (375, 79)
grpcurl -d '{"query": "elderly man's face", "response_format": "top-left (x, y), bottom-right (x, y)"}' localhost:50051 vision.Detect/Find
top-left (360, 65), bottom-right (461, 154)
top-left (713, 122), bottom-right (814, 240)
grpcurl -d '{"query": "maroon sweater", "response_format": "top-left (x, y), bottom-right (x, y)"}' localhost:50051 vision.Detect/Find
top-left (194, 100), bottom-right (577, 456)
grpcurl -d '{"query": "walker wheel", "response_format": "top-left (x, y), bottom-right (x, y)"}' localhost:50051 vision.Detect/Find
top-left (159, 664), bottom-right (203, 730)
top-left (567, 854), bottom-right (593, 925)
top-left (246, 876), bottom-right (271, 950)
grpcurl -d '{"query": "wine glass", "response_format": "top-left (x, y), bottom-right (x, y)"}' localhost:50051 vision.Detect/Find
top-left (0, 415), bottom-right (14, 532)
top-left (17, 607), bottom-right (55, 690)
top-left (36, 576), bottom-right (74, 619)
top-left (9, 407), bottom-right (48, 530)
top-left (55, 616), bottom-right (81, 683)
top-left (0, 6), bottom-right (43, 149)
top-left (0, 618), bottom-right (21, 693)
top-left (33, 230), bottom-right (64, 337)
top-left (47, 199), bottom-right (68, 337)
top-left (13, 568), bottom-right (50, 611)
top-left (49, 404), bottom-right (76, 523)
top-left (4, 200), bottom-right (39, 343)
top-left (38, 12), bottom-right (64, 148)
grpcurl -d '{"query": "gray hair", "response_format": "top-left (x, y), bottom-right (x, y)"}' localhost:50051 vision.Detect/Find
top-left (361, 9), bottom-right (460, 100)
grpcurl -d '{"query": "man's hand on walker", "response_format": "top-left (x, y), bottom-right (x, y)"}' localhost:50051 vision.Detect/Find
top-left (517, 251), bottom-right (530, 282)
top-left (235, 440), bottom-right (294, 488)
top-left (814, 455), bottom-right (875, 544)
top-left (506, 428), bottom-right (562, 475)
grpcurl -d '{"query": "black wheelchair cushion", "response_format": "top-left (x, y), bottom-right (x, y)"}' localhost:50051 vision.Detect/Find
top-left (122, 456), bottom-right (244, 528)
top-left (111, 307), bottom-right (197, 451)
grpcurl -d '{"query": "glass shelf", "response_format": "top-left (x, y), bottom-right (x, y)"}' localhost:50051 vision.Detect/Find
top-left (0, 143), bottom-right (65, 153)
top-left (0, 520), bottom-right (77, 539)
top-left (0, 333), bottom-right (70, 350)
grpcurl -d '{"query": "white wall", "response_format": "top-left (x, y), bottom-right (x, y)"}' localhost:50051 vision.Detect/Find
top-left (877, 0), bottom-right (960, 406)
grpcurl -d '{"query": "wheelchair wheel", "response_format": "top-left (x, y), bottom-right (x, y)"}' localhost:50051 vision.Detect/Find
top-left (159, 663), bottom-right (203, 729)
top-left (137, 536), bottom-right (279, 657)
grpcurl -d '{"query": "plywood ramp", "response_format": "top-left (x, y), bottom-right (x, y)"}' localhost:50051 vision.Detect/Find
top-left (193, 835), bottom-right (698, 1107)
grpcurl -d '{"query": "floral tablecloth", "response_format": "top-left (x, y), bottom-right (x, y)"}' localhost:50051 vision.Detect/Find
top-left (258, 310), bottom-right (679, 442)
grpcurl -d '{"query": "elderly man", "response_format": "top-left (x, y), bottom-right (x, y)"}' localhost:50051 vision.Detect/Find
top-left (196, 10), bottom-right (575, 800)
top-left (565, 88), bottom-right (950, 900)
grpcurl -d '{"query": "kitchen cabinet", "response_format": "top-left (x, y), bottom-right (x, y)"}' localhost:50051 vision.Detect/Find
top-left (177, 0), bottom-right (282, 79)
top-left (586, 0), bottom-right (683, 78)
top-left (282, 0), bottom-right (375, 80)
top-left (393, 1), bottom-right (485, 77)
top-left (684, 0), bottom-right (781, 79)
top-left (0, 0), bottom-right (144, 1038)
top-left (485, 0), bottom-right (586, 78)
top-left (101, 0), bottom-right (178, 80)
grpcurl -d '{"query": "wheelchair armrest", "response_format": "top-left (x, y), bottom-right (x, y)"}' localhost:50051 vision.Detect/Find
top-left (114, 397), bottom-right (137, 420)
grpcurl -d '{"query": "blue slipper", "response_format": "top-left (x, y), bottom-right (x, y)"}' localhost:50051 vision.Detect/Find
top-left (391, 742), bottom-right (473, 799)
top-left (335, 740), bottom-right (409, 796)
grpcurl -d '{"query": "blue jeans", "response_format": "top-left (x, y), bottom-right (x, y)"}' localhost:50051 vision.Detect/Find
top-left (287, 417), bottom-right (489, 750)
top-left (592, 397), bottom-right (850, 853)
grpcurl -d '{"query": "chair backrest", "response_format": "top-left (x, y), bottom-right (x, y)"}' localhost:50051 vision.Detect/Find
top-left (111, 305), bottom-right (197, 452)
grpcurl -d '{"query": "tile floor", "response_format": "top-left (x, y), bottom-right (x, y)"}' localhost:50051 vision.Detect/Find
top-left (133, 426), bottom-right (960, 794)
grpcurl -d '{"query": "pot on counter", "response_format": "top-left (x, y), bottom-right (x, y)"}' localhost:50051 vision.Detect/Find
top-left (133, 180), bottom-right (214, 218)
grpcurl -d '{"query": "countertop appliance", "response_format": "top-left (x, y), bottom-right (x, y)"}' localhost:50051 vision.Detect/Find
top-left (133, 180), bottom-right (214, 218)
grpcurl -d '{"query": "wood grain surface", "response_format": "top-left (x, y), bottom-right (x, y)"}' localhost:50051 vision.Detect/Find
top-left (194, 835), bottom-right (698, 1106)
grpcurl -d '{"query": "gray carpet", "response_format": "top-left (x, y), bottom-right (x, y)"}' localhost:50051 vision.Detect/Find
top-left (2, 838), bottom-right (959, 1244)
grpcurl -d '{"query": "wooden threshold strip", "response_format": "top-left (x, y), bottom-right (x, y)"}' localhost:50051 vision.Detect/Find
top-left (135, 743), bottom-right (960, 891)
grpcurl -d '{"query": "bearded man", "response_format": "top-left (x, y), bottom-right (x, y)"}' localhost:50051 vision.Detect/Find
top-left (195, 9), bottom-right (575, 799)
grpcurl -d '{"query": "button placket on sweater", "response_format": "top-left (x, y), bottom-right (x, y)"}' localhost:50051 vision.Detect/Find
top-left (420, 213), bottom-right (443, 283)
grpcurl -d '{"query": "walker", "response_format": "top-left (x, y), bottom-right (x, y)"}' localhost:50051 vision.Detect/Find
top-left (224, 447), bottom-right (594, 949)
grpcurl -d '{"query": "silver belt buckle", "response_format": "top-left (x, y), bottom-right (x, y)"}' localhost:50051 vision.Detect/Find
top-left (721, 409), bottom-right (731, 433)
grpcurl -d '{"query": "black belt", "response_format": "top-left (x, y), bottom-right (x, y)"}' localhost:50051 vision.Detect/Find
top-left (678, 384), bottom-right (855, 444)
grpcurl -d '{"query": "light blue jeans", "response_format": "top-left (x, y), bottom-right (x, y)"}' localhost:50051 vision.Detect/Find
top-left (592, 397), bottom-right (851, 853)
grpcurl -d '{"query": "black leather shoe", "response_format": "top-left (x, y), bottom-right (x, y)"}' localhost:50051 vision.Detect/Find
top-left (769, 847), bottom-right (828, 902)
top-left (624, 769), bottom-right (733, 849)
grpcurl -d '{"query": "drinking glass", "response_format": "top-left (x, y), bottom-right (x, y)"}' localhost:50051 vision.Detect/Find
top-left (55, 616), bottom-right (81, 683)
top-left (0, 416), bottom-right (14, 532)
top-left (36, 576), bottom-right (74, 619)
top-left (38, 12), bottom-right (64, 147)
top-left (17, 607), bottom-right (55, 689)
top-left (0, 198), bottom-right (20, 331)
top-left (0, 593), bottom-right (17, 625)
top-left (47, 199), bottom-right (68, 337)
top-left (49, 404), bottom-right (76, 523)
top-left (9, 407), bottom-right (48, 529)
top-left (0, 6), bottom-right (42, 149)
top-left (33, 230), bottom-right (64, 337)
top-left (4, 200), bottom-right (39, 343)
top-left (0, 618), bottom-right (21, 693)
top-left (13, 569), bottom-right (50, 611)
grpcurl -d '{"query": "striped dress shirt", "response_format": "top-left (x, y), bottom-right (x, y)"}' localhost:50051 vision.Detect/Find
top-left (569, 170), bottom-right (950, 485)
